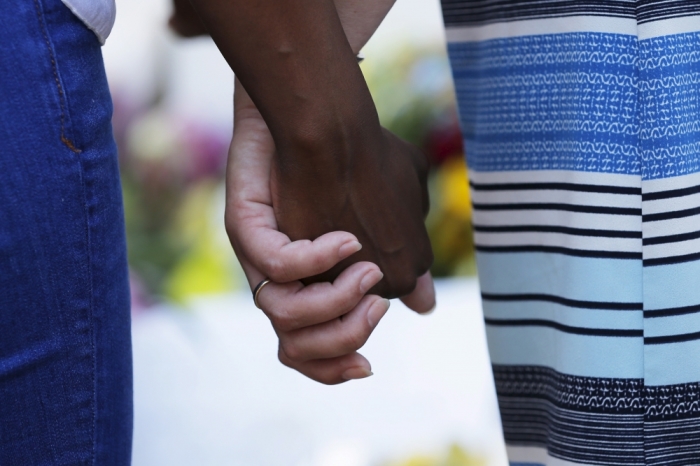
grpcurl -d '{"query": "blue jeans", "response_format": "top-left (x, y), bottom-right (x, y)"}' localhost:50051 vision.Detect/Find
top-left (0, 1), bottom-right (132, 464)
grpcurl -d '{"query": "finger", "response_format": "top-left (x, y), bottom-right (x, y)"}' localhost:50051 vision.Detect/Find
top-left (260, 233), bottom-right (365, 284)
top-left (279, 350), bottom-right (373, 385)
top-left (234, 223), bottom-right (364, 284)
top-left (227, 98), bottom-right (363, 283)
top-left (278, 295), bottom-right (390, 362)
top-left (400, 271), bottom-right (436, 314)
top-left (258, 262), bottom-right (384, 331)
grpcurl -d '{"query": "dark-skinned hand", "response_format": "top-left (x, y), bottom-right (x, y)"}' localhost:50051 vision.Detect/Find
top-left (271, 126), bottom-right (433, 300)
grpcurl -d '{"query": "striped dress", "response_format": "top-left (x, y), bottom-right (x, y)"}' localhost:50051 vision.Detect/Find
top-left (439, 2), bottom-right (700, 465)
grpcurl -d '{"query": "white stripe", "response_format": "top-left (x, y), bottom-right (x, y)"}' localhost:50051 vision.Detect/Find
top-left (472, 189), bottom-right (641, 208)
top-left (643, 216), bottom-right (700, 238)
top-left (643, 171), bottom-right (700, 194)
top-left (638, 15), bottom-right (700, 40)
top-left (643, 191), bottom-right (700, 215)
top-left (469, 170), bottom-right (641, 188)
top-left (445, 16), bottom-right (638, 43)
top-left (475, 231), bottom-right (640, 252)
top-left (474, 210), bottom-right (642, 230)
top-left (644, 236), bottom-right (700, 260)
top-left (506, 445), bottom-right (589, 466)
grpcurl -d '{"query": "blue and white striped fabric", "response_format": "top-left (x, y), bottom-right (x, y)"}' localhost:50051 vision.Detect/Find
top-left (440, 2), bottom-right (700, 465)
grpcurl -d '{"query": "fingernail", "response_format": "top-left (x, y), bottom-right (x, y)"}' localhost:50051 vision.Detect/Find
top-left (341, 367), bottom-right (373, 381)
top-left (367, 299), bottom-right (390, 329)
top-left (360, 270), bottom-right (383, 294)
top-left (338, 240), bottom-right (362, 259)
top-left (419, 302), bottom-right (437, 315)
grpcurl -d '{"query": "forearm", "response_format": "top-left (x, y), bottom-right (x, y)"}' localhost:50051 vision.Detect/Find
top-left (188, 0), bottom-right (386, 157)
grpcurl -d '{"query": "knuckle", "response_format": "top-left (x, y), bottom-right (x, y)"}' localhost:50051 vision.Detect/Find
top-left (277, 347), bottom-right (293, 368)
top-left (269, 307), bottom-right (297, 333)
top-left (310, 253), bottom-right (328, 271)
top-left (279, 340), bottom-right (303, 362)
top-left (341, 329), bottom-right (366, 353)
top-left (263, 257), bottom-right (287, 282)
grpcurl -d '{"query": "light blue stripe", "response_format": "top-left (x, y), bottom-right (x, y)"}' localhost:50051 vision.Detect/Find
top-left (483, 300), bottom-right (642, 330)
top-left (646, 340), bottom-right (700, 385)
top-left (511, 463), bottom-right (545, 466)
top-left (645, 312), bottom-right (700, 338)
top-left (486, 326), bottom-right (643, 378)
top-left (644, 259), bottom-right (700, 310)
top-left (477, 252), bottom-right (642, 303)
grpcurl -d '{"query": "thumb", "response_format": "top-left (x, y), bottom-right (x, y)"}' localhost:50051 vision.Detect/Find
top-left (400, 271), bottom-right (436, 314)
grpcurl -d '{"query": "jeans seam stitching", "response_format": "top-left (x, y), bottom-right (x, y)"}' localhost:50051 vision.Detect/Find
top-left (78, 158), bottom-right (98, 466)
top-left (32, 0), bottom-right (82, 154)
top-left (31, 4), bottom-right (95, 463)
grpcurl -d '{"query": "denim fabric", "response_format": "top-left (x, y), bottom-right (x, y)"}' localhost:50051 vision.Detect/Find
top-left (0, 1), bottom-right (132, 464)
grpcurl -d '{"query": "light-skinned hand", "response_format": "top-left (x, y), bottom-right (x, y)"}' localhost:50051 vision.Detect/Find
top-left (225, 80), bottom-right (436, 384)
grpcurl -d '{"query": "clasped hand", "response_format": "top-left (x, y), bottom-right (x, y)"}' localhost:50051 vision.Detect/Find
top-left (225, 81), bottom-right (435, 384)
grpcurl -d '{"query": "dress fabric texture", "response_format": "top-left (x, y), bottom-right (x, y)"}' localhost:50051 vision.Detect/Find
top-left (440, 2), bottom-right (700, 465)
top-left (0, 0), bottom-right (132, 464)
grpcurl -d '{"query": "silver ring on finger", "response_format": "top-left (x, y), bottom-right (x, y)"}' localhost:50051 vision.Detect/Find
top-left (253, 278), bottom-right (272, 309)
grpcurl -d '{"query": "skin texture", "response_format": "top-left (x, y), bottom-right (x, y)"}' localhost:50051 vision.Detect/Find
top-left (227, 81), bottom-right (436, 384)
top-left (184, 0), bottom-right (434, 299)
top-left (170, 0), bottom-right (437, 382)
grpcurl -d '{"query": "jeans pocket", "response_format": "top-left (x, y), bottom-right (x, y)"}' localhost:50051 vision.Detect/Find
top-left (31, 0), bottom-right (83, 154)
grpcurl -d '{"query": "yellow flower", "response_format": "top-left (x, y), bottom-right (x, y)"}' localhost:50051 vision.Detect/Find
top-left (438, 157), bottom-right (471, 220)
top-left (165, 181), bottom-right (240, 303)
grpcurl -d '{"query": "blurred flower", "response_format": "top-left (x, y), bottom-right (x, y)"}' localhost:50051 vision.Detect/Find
top-left (116, 97), bottom-right (232, 305)
top-left (439, 157), bottom-right (471, 220)
top-left (424, 113), bottom-right (464, 166)
top-left (164, 181), bottom-right (239, 303)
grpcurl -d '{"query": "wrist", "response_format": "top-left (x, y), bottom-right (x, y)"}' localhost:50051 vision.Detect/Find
top-left (271, 78), bottom-right (383, 161)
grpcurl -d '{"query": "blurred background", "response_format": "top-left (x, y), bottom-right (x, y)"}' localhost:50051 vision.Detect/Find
top-left (103, 0), bottom-right (507, 464)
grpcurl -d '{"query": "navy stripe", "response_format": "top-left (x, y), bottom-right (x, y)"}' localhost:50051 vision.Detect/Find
top-left (470, 180), bottom-right (641, 195)
top-left (481, 292), bottom-right (642, 310)
top-left (643, 205), bottom-right (700, 222)
top-left (476, 244), bottom-right (642, 260)
top-left (473, 202), bottom-right (641, 215)
top-left (441, 0), bottom-right (700, 26)
top-left (643, 183), bottom-right (700, 201)
top-left (484, 318), bottom-right (643, 337)
top-left (644, 229), bottom-right (700, 246)
top-left (645, 331), bottom-right (700, 345)
top-left (474, 224), bottom-right (642, 238)
top-left (638, 0), bottom-right (700, 23)
top-left (645, 303), bottom-right (700, 318)
top-left (644, 251), bottom-right (700, 267)
top-left (441, 0), bottom-right (635, 26)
